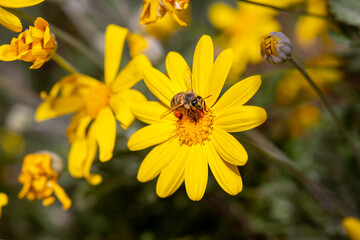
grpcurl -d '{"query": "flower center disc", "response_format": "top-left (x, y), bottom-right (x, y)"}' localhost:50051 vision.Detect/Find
top-left (84, 83), bottom-right (111, 118)
top-left (261, 34), bottom-right (280, 57)
top-left (176, 108), bottom-right (214, 146)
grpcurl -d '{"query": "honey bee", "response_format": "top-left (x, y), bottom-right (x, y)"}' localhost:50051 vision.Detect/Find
top-left (160, 67), bottom-right (210, 122)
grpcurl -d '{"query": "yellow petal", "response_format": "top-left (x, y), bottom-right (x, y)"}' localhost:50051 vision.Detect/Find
top-left (94, 107), bottom-right (116, 162)
top-left (110, 89), bottom-right (147, 129)
top-left (213, 75), bottom-right (262, 112)
top-left (0, 44), bottom-right (18, 61)
top-left (206, 142), bottom-right (243, 195)
top-left (192, 35), bottom-right (213, 97)
top-left (0, 0), bottom-right (45, 8)
top-left (156, 145), bottom-right (188, 198)
top-left (212, 128), bottom-right (248, 166)
top-left (42, 196), bottom-right (55, 207)
top-left (127, 122), bottom-right (175, 151)
top-left (139, 0), bottom-right (158, 25)
top-left (137, 137), bottom-right (180, 182)
top-left (342, 217), bottom-right (360, 240)
top-left (165, 51), bottom-right (190, 91)
top-left (68, 139), bottom-right (87, 178)
top-left (208, 2), bottom-right (236, 30)
top-left (185, 144), bottom-right (208, 201)
top-left (104, 24), bottom-right (128, 84)
top-left (144, 67), bottom-right (177, 107)
top-left (205, 48), bottom-right (234, 107)
top-left (29, 58), bottom-right (46, 69)
top-left (132, 101), bottom-right (175, 125)
top-left (214, 106), bottom-right (267, 133)
top-left (111, 54), bottom-right (152, 93)
top-left (50, 181), bottom-right (72, 210)
top-left (0, 7), bottom-right (22, 32)
top-left (35, 96), bottom-right (83, 121)
top-left (296, 17), bottom-right (326, 47)
top-left (0, 193), bottom-right (8, 207)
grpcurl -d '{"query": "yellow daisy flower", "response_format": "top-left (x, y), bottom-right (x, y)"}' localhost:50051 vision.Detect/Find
top-left (18, 152), bottom-right (71, 210)
top-left (127, 35), bottom-right (267, 201)
top-left (0, 17), bottom-right (57, 69)
top-left (0, 0), bottom-right (45, 32)
top-left (342, 217), bottom-right (360, 240)
top-left (35, 25), bottom-right (152, 185)
top-left (140, 0), bottom-right (189, 26)
top-left (0, 192), bottom-right (8, 218)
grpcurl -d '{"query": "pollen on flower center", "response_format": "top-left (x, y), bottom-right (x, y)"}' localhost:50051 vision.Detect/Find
top-left (176, 108), bottom-right (214, 146)
top-left (84, 82), bottom-right (111, 118)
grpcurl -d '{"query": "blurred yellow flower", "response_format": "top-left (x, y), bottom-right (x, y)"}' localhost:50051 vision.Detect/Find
top-left (35, 25), bottom-right (152, 185)
top-left (0, 193), bottom-right (8, 219)
top-left (0, 17), bottom-right (57, 69)
top-left (18, 152), bottom-right (71, 210)
top-left (128, 35), bottom-right (267, 201)
top-left (208, 1), bottom-right (285, 81)
top-left (0, 130), bottom-right (25, 156)
top-left (0, 0), bottom-right (45, 32)
top-left (140, 0), bottom-right (189, 26)
top-left (276, 56), bottom-right (343, 105)
top-left (287, 103), bottom-right (320, 138)
top-left (342, 217), bottom-right (360, 240)
top-left (144, 5), bottom-right (190, 41)
top-left (295, 0), bottom-right (328, 47)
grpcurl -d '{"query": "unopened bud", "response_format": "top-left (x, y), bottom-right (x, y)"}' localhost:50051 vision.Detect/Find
top-left (260, 32), bottom-right (292, 64)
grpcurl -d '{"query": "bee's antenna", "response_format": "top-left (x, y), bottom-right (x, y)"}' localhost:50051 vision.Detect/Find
top-left (203, 94), bottom-right (212, 100)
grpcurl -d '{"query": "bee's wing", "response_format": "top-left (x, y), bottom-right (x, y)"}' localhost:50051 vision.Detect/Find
top-left (182, 66), bottom-right (193, 91)
top-left (160, 103), bottom-right (185, 119)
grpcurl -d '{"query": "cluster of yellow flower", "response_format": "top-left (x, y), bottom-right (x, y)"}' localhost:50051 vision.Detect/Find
top-left (0, 1), bottom-right (358, 239)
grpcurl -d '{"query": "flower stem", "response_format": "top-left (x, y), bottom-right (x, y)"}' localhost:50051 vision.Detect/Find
top-left (239, 130), bottom-right (356, 217)
top-left (237, 0), bottom-right (330, 19)
top-left (288, 56), bottom-right (360, 171)
top-left (52, 54), bottom-right (79, 74)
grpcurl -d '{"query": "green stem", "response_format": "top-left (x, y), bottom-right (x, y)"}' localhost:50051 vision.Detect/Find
top-left (288, 57), bottom-right (360, 172)
top-left (52, 54), bottom-right (79, 74)
top-left (240, 130), bottom-right (353, 217)
top-left (8, 9), bottom-right (103, 70)
top-left (237, 0), bottom-right (330, 19)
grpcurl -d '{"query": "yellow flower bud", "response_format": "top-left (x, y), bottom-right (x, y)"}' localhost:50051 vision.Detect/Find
top-left (260, 31), bottom-right (292, 64)
top-left (0, 17), bottom-right (57, 69)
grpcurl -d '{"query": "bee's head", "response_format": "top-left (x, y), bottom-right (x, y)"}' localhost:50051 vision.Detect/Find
top-left (191, 96), bottom-right (204, 110)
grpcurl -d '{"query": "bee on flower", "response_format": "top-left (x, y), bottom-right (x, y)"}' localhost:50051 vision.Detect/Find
top-left (0, 17), bottom-right (57, 69)
top-left (128, 35), bottom-right (267, 201)
top-left (35, 25), bottom-right (152, 185)
top-left (18, 152), bottom-right (71, 210)
top-left (0, 0), bottom-right (45, 32)
top-left (140, 0), bottom-right (189, 26)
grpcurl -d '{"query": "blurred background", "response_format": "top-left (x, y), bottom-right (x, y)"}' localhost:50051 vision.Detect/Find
top-left (0, 0), bottom-right (359, 239)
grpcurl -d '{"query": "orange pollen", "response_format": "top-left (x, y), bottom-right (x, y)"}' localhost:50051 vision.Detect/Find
top-left (176, 108), bottom-right (214, 146)
top-left (84, 83), bottom-right (111, 118)
top-left (261, 34), bottom-right (279, 57)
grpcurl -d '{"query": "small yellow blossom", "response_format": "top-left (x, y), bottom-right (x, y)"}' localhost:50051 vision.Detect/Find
top-left (208, 1), bottom-right (286, 81)
top-left (128, 35), bottom-right (267, 201)
top-left (18, 152), bottom-right (71, 210)
top-left (35, 25), bottom-right (152, 185)
top-left (145, 5), bottom-right (190, 41)
top-left (276, 56), bottom-right (343, 105)
top-left (342, 217), bottom-right (360, 240)
top-left (140, 0), bottom-right (189, 26)
top-left (0, 193), bottom-right (8, 218)
top-left (0, 0), bottom-right (45, 32)
top-left (0, 17), bottom-right (57, 69)
top-left (295, 0), bottom-right (328, 47)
